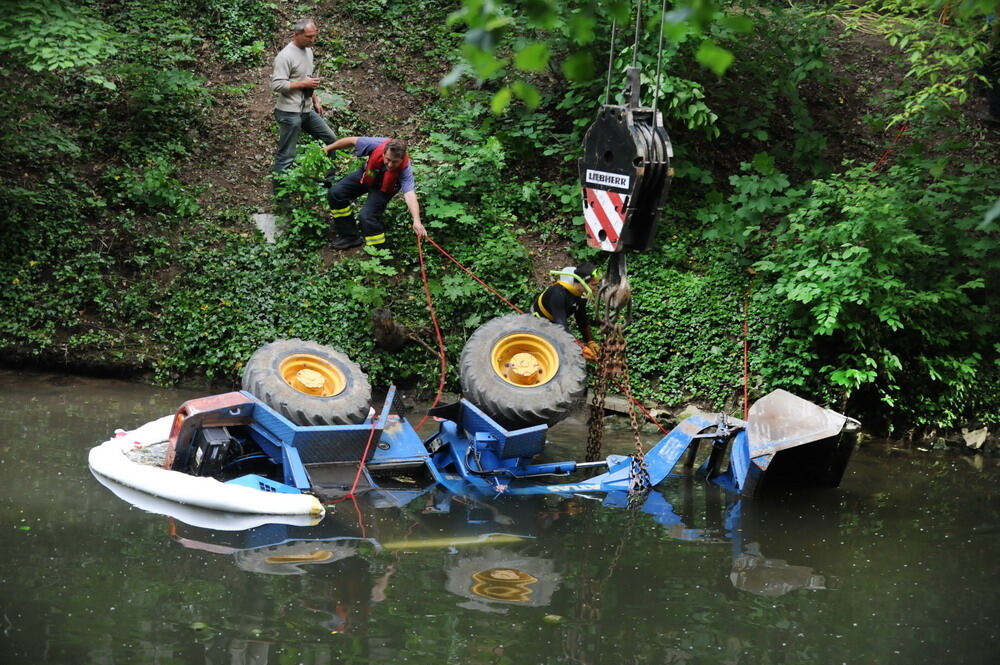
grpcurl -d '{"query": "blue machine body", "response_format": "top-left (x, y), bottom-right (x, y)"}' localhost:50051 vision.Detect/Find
top-left (207, 385), bottom-right (847, 501)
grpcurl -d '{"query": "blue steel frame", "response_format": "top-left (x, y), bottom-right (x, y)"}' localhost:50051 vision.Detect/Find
top-left (236, 386), bottom-right (429, 492)
top-left (225, 388), bottom-right (760, 500)
top-left (422, 401), bottom-right (729, 498)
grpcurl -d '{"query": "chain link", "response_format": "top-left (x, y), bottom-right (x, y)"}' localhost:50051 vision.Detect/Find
top-left (620, 336), bottom-right (652, 498)
top-left (585, 300), bottom-right (629, 461)
top-left (621, 355), bottom-right (651, 495)
top-left (585, 254), bottom-right (650, 495)
top-left (584, 290), bottom-right (650, 495)
top-left (584, 392), bottom-right (607, 463)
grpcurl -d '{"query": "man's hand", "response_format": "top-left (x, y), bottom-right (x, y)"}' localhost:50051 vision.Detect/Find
top-left (296, 76), bottom-right (321, 89)
top-left (403, 191), bottom-right (423, 237)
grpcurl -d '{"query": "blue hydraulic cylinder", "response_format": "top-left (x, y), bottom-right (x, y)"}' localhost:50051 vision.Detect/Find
top-left (505, 461), bottom-right (580, 478)
top-left (642, 414), bottom-right (716, 485)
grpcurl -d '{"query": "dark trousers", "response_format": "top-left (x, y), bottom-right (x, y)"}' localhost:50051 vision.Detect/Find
top-left (273, 109), bottom-right (337, 174)
top-left (327, 168), bottom-right (393, 244)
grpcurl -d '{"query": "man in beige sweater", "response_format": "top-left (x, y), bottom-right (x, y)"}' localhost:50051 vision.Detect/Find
top-left (271, 18), bottom-right (337, 177)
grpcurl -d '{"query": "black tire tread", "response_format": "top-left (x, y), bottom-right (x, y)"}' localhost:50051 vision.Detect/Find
top-left (241, 338), bottom-right (371, 426)
top-left (459, 314), bottom-right (586, 429)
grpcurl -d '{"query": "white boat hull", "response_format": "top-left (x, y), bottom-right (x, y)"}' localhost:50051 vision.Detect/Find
top-left (88, 415), bottom-right (324, 516)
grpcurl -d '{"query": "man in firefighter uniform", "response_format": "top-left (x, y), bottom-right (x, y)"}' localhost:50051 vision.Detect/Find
top-left (323, 136), bottom-right (426, 249)
top-left (531, 263), bottom-right (602, 361)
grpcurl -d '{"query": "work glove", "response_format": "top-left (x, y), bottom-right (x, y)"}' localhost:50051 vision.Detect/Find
top-left (582, 340), bottom-right (601, 362)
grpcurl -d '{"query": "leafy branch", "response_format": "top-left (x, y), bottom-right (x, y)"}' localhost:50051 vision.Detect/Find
top-left (829, 0), bottom-right (994, 127)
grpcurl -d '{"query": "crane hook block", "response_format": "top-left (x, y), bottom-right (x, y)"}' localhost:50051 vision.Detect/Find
top-left (579, 94), bottom-right (673, 253)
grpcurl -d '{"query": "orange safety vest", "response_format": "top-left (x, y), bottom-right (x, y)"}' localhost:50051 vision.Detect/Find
top-left (360, 139), bottom-right (411, 193)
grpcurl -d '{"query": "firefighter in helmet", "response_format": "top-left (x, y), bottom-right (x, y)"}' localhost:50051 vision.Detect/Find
top-left (531, 262), bottom-right (601, 361)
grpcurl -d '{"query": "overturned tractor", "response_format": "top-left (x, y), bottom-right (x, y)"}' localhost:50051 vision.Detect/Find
top-left (90, 332), bottom-right (860, 517)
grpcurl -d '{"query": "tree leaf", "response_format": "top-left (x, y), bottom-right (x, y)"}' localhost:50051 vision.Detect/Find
top-left (514, 42), bottom-right (550, 72)
top-left (560, 51), bottom-right (595, 82)
top-left (695, 39), bottom-right (733, 76)
top-left (511, 81), bottom-right (541, 109)
top-left (721, 15), bottom-right (754, 34)
top-left (979, 197), bottom-right (1000, 231)
top-left (491, 86), bottom-right (512, 114)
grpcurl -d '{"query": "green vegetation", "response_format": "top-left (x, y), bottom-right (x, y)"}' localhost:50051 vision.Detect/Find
top-left (0, 0), bottom-right (996, 436)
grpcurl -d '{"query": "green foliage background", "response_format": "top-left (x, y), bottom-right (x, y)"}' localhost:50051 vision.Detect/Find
top-left (0, 0), bottom-right (996, 436)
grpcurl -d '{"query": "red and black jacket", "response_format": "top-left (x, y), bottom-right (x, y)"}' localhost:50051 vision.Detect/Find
top-left (360, 139), bottom-right (411, 193)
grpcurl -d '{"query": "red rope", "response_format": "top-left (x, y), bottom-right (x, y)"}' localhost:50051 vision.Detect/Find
top-left (423, 235), bottom-right (525, 314)
top-left (321, 425), bottom-right (375, 503)
top-left (348, 419), bottom-right (380, 496)
top-left (418, 234), bottom-right (669, 435)
top-left (610, 375), bottom-right (671, 436)
top-left (743, 316), bottom-right (750, 420)
top-left (311, 238), bottom-right (473, 501)
top-left (414, 235), bottom-right (449, 431)
top-left (349, 494), bottom-right (366, 537)
top-left (320, 493), bottom-right (367, 537)
top-left (872, 122), bottom-right (910, 173)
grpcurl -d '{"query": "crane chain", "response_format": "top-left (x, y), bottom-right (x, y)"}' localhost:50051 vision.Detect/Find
top-left (566, 503), bottom-right (637, 662)
top-left (584, 302), bottom-right (650, 494)
top-left (620, 354), bottom-right (652, 497)
top-left (585, 314), bottom-right (626, 462)
top-left (584, 251), bottom-right (649, 499)
top-left (584, 389), bottom-right (607, 463)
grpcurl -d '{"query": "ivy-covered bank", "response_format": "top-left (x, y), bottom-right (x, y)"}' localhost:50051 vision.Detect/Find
top-left (0, 0), bottom-right (997, 439)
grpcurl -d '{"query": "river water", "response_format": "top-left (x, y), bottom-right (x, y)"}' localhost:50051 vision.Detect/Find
top-left (0, 369), bottom-right (997, 665)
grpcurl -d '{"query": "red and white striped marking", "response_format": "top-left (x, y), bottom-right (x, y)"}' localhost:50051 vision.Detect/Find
top-left (583, 187), bottom-right (626, 251)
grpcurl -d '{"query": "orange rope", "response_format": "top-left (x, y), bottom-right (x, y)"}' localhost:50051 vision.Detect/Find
top-left (872, 122), bottom-right (909, 173)
top-left (418, 234), bottom-right (669, 435)
top-left (349, 419), bottom-right (380, 496)
top-left (414, 235), bottom-right (449, 431)
top-left (423, 235), bottom-right (525, 314)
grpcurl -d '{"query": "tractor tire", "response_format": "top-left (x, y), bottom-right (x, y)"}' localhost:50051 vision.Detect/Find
top-left (242, 339), bottom-right (371, 426)
top-left (459, 314), bottom-right (586, 429)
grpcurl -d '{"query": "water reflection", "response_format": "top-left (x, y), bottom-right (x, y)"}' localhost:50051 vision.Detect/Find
top-left (730, 544), bottom-right (828, 596)
top-left (5, 369), bottom-right (999, 665)
top-left (96, 469), bottom-right (830, 616)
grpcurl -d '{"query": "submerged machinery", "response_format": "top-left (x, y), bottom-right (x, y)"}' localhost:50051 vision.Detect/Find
top-left (90, 335), bottom-right (860, 516)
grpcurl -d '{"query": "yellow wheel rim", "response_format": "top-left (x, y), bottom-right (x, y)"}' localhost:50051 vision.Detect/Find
top-left (491, 333), bottom-right (559, 386)
top-left (470, 568), bottom-right (539, 603)
top-left (279, 353), bottom-right (346, 397)
top-left (265, 550), bottom-right (334, 565)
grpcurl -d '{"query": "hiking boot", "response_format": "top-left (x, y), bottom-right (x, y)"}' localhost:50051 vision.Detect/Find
top-left (330, 236), bottom-right (363, 250)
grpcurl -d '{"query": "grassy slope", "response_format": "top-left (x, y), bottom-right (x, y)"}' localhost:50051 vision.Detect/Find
top-left (1, 1), bottom-right (997, 437)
